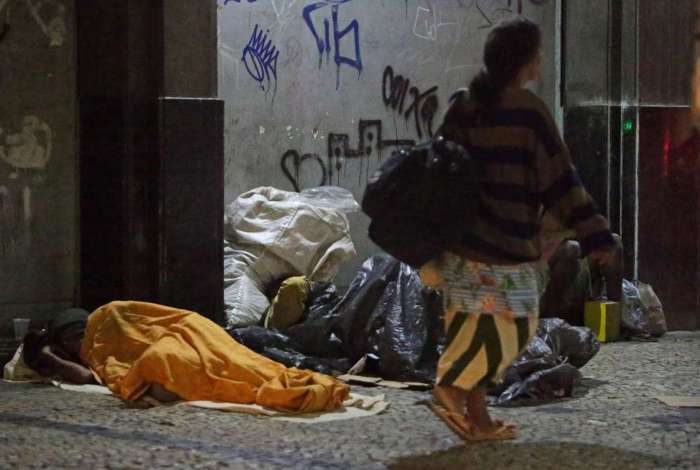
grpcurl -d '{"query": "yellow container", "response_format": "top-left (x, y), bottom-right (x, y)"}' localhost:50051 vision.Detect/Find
top-left (584, 301), bottom-right (621, 342)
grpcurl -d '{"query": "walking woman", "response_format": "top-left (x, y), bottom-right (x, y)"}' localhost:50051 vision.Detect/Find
top-left (422, 19), bottom-right (616, 441)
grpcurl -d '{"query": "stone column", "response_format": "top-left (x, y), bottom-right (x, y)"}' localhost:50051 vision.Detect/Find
top-left (693, 0), bottom-right (700, 129)
top-left (77, 0), bottom-right (223, 323)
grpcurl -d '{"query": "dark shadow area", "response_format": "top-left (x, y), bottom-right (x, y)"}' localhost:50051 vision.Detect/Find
top-left (389, 442), bottom-right (673, 470)
top-left (570, 378), bottom-right (610, 398)
top-left (639, 408), bottom-right (700, 427)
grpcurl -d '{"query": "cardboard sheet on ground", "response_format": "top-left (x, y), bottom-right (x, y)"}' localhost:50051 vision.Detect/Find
top-left (48, 381), bottom-right (389, 423)
top-left (656, 396), bottom-right (700, 408)
top-left (184, 393), bottom-right (389, 423)
top-left (338, 374), bottom-right (432, 391)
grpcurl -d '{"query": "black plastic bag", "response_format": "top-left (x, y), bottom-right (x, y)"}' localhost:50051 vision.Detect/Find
top-left (228, 255), bottom-right (441, 382)
top-left (332, 255), bottom-right (402, 362)
top-left (537, 318), bottom-right (600, 368)
top-left (331, 255), bottom-right (439, 382)
top-left (490, 318), bottom-right (599, 405)
top-left (494, 363), bottom-right (582, 403)
top-left (285, 282), bottom-right (345, 358)
top-left (229, 326), bottom-right (350, 376)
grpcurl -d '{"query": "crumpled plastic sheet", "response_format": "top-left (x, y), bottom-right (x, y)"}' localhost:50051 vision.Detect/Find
top-left (489, 318), bottom-right (599, 405)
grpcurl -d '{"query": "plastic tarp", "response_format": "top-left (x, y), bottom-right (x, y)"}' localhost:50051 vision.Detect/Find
top-left (223, 186), bottom-right (358, 328)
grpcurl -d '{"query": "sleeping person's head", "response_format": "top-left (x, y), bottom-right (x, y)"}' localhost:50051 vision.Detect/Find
top-left (47, 308), bottom-right (89, 361)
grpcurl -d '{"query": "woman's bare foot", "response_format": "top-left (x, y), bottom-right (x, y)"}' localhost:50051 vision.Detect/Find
top-left (433, 385), bottom-right (466, 415)
top-left (466, 387), bottom-right (517, 436)
top-left (433, 385), bottom-right (472, 431)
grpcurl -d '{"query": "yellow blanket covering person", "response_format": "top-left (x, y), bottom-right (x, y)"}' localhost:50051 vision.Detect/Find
top-left (80, 301), bottom-right (349, 413)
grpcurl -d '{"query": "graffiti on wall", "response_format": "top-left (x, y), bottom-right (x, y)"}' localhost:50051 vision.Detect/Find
top-left (0, 115), bottom-right (52, 256)
top-left (242, 24), bottom-right (280, 99)
top-left (476, 0), bottom-right (549, 28)
top-left (279, 62), bottom-right (443, 190)
top-left (0, 116), bottom-right (52, 176)
top-left (302, 0), bottom-right (362, 89)
top-left (281, 119), bottom-right (416, 191)
top-left (382, 65), bottom-right (439, 140)
top-left (0, 0), bottom-right (67, 46)
top-left (411, 3), bottom-right (460, 42)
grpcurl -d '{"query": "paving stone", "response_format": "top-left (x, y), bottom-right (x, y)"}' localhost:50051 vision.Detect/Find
top-left (0, 331), bottom-right (698, 469)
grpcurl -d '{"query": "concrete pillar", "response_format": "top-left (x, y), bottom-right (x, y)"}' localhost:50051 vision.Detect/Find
top-left (77, 0), bottom-right (223, 322)
top-left (693, 0), bottom-right (700, 129)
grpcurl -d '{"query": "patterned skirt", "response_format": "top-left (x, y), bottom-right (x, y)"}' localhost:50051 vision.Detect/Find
top-left (427, 253), bottom-right (540, 392)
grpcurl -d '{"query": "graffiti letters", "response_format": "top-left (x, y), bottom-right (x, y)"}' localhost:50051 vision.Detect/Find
top-left (382, 66), bottom-right (439, 140)
top-left (412, 3), bottom-right (459, 42)
top-left (281, 120), bottom-right (415, 191)
top-left (241, 24), bottom-right (280, 98)
top-left (413, 7), bottom-right (437, 41)
top-left (281, 150), bottom-right (327, 192)
top-left (271, 0), bottom-right (299, 30)
top-left (302, 0), bottom-right (362, 88)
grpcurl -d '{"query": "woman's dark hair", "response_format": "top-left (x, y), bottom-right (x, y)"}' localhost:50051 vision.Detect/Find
top-left (469, 18), bottom-right (542, 107)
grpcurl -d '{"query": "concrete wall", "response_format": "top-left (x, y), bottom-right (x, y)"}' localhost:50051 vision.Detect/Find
top-left (0, 0), bottom-right (76, 330)
top-left (218, 0), bottom-right (558, 286)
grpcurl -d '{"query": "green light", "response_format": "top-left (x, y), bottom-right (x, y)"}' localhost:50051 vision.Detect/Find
top-left (623, 119), bottom-right (634, 134)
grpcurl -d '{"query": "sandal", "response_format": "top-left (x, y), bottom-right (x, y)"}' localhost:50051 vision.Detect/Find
top-left (421, 400), bottom-right (475, 441)
top-left (421, 400), bottom-right (517, 442)
top-left (469, 423), bottom-right (516, 441)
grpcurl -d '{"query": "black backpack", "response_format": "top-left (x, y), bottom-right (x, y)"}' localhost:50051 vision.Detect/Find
top-left (362, 132), bottom-right (480, 269)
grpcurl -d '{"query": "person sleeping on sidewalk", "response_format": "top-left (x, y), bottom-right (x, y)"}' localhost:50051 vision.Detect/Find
top-left (21, 301), bottom-right (349, 412)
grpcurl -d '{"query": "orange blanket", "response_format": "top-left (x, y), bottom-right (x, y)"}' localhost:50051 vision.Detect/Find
top-left (80, 301), bottom-right (349, 413)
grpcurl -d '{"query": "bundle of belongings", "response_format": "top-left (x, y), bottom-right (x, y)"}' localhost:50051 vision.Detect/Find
top-left (223, 186), bottom-right (359, 328)
top-left (228, 253), bottom-right (600, 404)
top-left (223, 187), bottom-right (667, 404)
top-left (230, 255), bottom-right (444, 382)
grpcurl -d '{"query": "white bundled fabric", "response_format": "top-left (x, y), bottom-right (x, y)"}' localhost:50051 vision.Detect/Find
top-left (224, 186), bottom-right (358, 328)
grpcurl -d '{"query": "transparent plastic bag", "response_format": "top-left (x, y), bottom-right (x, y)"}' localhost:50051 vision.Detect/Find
top-left (638, 282), bottom-right (667, 337)
top-left (622, 279), bottom-right (667, 338)
top-left (296, 186), bottom-right (360, 213)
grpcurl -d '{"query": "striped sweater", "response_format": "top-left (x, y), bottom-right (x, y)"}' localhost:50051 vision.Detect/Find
top-left (438, 87), bottom-right (614, 265)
